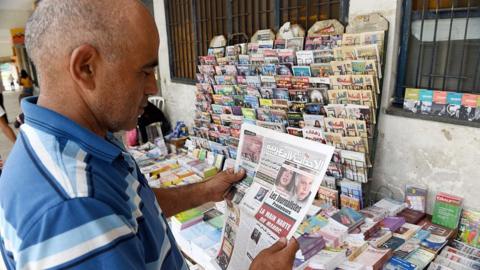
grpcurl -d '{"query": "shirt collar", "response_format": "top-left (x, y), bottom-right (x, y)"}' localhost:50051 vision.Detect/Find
top-left (22, 97), bottom-right (123, 163)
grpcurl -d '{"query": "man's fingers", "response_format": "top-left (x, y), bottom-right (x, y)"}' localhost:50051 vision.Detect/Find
top-left (264, 237), bottom-right (287, 253)
top-left (282, 238), bottom-right (300, 256)
top-left (222, 168), bottom-right (246, 184)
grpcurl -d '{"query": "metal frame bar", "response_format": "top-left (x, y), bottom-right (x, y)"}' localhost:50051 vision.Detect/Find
top-left (166, 0), bottom-right (350, 81)
top-left (394, 0), bottom-right (412, 105)
top-left (395, 0), bottom-right (480, 104)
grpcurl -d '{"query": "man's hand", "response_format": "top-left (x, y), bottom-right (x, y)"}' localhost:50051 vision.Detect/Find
top-left (250, 238), bottom-right (299, 270)
top-left (203, 168), bottom-right (246, 202)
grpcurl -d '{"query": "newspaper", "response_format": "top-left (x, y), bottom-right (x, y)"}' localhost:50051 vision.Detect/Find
top-left (215, 123), bottom-right (334, 270)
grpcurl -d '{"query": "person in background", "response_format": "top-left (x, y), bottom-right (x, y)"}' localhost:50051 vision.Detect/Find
top-left (18, 69), bottom-right (34, 101)
top-left (0, 0), bottom-right (298, 269)
top-left (0, 74), bottom-right (7, 122)
top-left (0, 106), bottom-right (16, 143)
top-left (137, 100), bottom-right (171, 143)
top-left (8, 74), bottom-right (15, 90)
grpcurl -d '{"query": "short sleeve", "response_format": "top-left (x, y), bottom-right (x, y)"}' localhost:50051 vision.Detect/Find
top-left (16, 198), bottom-right (145, 270)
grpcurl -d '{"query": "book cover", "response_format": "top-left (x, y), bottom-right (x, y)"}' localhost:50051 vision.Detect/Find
top-left (381, 217), bottom-right (406, 232)
top-left (380, 236), bottom-right (406, 251)
top-left (397, 208), bottom-right (426, 224)
top-left (393, 223), bottom-right (422, 240)
top-left (420, 234), bottom-right (448, 253)
top-left (419, 89), bottom-right (433, 115)
top-left (360, 206), bottom-right (388, 223)
top-left (330, 207), bottom-right (365, 232)
top-left (405, 184), bottom-right (428, 213)
top-left (406, 248), bottom-right (435, 269)
top-left (354, 246), bottom-right (392, 270)
top-left (420, 220), bottom-right (454, 239)
top-left (306, 248), bottom-right (346, 270)
top-left (460, 93), bottom-right (478, 121)
top-left (340, 194), bottom-right (361, 211)
top-left (432, 90), bottom-right (448, 116)
top-left (367, 228), bottom-right (393, 247)
top-left (393, 240), bottom-right (420, 259)
top-left (383, 256), bottom-right (416, 270)
top-left (374, 198), bottom-right (407, 216)
top-left (432, 192), bottom-right (463, 229)
top-left (403, 88), bottom-right (420, 113)
top-left (458, 208), bottom-right (480, 249)
top-left (446, 92), bottom-right (463, 119)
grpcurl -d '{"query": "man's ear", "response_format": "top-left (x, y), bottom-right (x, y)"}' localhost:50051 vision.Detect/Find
top-left (69, 44), bottom-right (99, 91)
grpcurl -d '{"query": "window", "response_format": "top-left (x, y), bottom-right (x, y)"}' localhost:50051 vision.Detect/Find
top-left (395, 0), bottom-right (480, 105)
top-left (165, 0), bottom-right (349, 82)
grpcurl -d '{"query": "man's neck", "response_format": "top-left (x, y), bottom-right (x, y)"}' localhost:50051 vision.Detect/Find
top-left (37, 92), bottom-right (107, 138)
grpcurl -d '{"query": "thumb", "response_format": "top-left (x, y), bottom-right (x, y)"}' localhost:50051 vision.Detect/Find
top-left (282, 238), bottom-right (300, 256)
top-left (264, 237), bottom-right (288, 253)
top-left (222, 168), bottom-right (246, 184)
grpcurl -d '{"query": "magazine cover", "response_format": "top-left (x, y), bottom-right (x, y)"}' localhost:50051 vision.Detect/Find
top-left (460, 93), bottom-right (478, 121)
top-left (458, 209), bottom-right (480, 248)
top-left (432, 91), bottom-right (448, 117)
top-left (446, 92), bottom-right (463, 119)
top-left (405, 184), bottom-right (427, 213)
top-left (419, 89), bottom-right (433, 115)
top-left (273, 88), bottom-right (289, 100)
top-left (286, 37), bottom-right (305, 51)
top-left (304, 114), bottom-right (325, 129)
top-left (215, 123), bottom-right (334, 270)
top-left (403, 88), bottom-right (420, 113)
top-left (296, 50), bottom-right (314, 65)
top-left (292, 66), bottom-right (312, 77)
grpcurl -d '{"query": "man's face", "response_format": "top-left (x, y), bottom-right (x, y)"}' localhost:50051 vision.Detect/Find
top-left (94, 13), bottom-right (159, 132)
top-left (296, 175), bottom-right (312, 201)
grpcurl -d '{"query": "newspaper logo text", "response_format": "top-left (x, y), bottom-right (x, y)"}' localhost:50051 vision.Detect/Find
top-left (264, 144), bottom-right (324, 170)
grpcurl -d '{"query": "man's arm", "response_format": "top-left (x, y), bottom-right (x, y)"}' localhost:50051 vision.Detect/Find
top-left (153, 168), bottom-right (245, 217)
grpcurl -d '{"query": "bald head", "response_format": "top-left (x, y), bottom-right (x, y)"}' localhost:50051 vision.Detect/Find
top-left (26, 0), bottom-right (153, 79)
top-left (25, 0), bottom-right (159, 136)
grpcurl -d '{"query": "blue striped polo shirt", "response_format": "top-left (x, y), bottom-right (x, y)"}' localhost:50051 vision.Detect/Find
top-left (0, 97), bottom-right (187, 270)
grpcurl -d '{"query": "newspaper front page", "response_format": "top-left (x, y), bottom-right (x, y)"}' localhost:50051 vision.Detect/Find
top-left (215, 123), bottom-right (334, 270)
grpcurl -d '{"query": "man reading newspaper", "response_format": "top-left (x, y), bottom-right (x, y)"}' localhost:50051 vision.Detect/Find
top-left (0, 1), bottom-right (299, 269)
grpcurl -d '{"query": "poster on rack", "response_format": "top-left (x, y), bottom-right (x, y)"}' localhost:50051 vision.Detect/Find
top-left (214, 123), bottom-right (334, 270)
